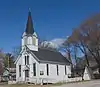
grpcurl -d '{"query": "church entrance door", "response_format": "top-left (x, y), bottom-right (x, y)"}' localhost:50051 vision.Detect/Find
top-left (25, 70), bottom-right (29, 81)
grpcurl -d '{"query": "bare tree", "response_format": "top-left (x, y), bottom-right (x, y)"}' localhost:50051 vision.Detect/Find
top-left (68, 29), bottom-right (90, 66)
top-left (68, 14), bottom-right (100, 71)
top-left (62, 39), bottom-right (72, 63)
top-left (12, 46), bottom-right (21, 59)
top-left (0, 49), bottom-right (5, 75)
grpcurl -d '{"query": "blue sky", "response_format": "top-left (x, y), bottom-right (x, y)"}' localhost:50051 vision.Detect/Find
top-left (0, 0), bottom-right (100, 52)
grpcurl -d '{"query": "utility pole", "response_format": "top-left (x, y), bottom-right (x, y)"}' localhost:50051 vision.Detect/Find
top-left (8, 55), bottom-right (9, 69)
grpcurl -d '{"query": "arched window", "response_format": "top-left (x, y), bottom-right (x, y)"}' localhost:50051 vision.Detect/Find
top-left (24, 37), bottom-right (27, 45)
top-left (25, 55), bottom-right (29, 65)
top-left (32, 37), bottom-right (36, 45)
top-left (27, 37), bottom-right (32, 45)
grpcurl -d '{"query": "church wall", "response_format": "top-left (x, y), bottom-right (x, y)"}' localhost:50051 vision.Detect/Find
top-left (66, 65), bottom-right (71, 76)
top-left (22, 35), bottom-right (38, 51)
top-left (22, 37), bottom-right (26, 46)
top-left (38, 63), bottom-right (71, 83)
top-left (16, 51), bottom-right (39, 82)
top-left (29, 54), bottom-right (40, 80)
top-left (16, 50), bottom-right (72, 83)
top-left (16, 54), bottom-right (25, 82)
top-left (27, 45), bottom-right (38, 51)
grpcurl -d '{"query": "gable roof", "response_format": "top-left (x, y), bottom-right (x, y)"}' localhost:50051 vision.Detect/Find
top-left (31, 48), bottom-right (71, 65)
top-left (15, 46), bottom-right (71, 65)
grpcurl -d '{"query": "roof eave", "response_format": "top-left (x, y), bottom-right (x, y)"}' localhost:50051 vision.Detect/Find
top-left (39, 60), bottom-right (70, 65)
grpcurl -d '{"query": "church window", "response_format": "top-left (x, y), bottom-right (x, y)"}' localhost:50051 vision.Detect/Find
top-left (25, 56), bottom-right (27, 65)
top-left (47, 64), bottom-right (49, 76)
top-left (27, 55), bottom-right (29, 65)
top-left (24, 37), bottom-right (27, 45)
top-left (19, 65), bottom-right (21, 77)
top-left (27, 37), bottom-right (31, 44)
top-left (65, 65), bottom-right (67, 75)
top-left (57, 65), bottom-right (59, 75)
top-left (40, 71), bottom-right (44, 75)
top-left (32, 37), bottom-right (36, 45)
top-left (33, 63), bottom-right (36, 76)
top-left (25, 55), bottom-right (29, 65)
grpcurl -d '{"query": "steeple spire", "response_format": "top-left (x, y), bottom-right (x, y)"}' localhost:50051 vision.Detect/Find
top-left (25, 8), bottom-right (34, 35)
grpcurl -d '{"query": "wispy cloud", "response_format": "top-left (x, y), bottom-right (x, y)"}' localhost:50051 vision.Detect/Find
top-left (50, 38), bottom-right (66, 48)
top-left (40, 38), bottom-right (66, 49)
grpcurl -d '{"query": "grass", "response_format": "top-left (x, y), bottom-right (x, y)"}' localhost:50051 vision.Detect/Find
top-left (0, 80), bottom-right (92, 87)
top-left (0, 84), bottom-right (52, 87)
top-left (0, 84), bottom-right (27, 87)
top-left (51, 82), bottom-right (66, 86)
top-left (0, 82), bottom-right (82, 87)
top-left (0, 82), bottom-right (66, 87)
top-left (9, 84), bottom-right (28, 87)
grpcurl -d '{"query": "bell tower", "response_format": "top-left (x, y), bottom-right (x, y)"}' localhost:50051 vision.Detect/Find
top-left (22, 9), bottom-right (38, 51)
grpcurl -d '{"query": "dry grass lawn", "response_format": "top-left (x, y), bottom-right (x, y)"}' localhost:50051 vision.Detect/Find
top-left (0, 84), bottom-right (53, 87)
top-left (0, 82), bottom-right (64, 87)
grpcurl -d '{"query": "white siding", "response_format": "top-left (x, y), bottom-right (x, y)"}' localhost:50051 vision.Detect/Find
top-left (66, 65), bottom-right (71, 76)
top-left (16, 54), bottom-right (25, 82)
top-left (39, 63), bottom-right (71, 83)
top-left (27, 45), bottom-right (38, 51)
top-left (21, 33), bottom-right (38, 51)
top-left (16, 50), bottom-right (71, 83)
top-left (16, 51), bottom-right (39, 82)
top-left (29, 54), bottom-right (39, 77)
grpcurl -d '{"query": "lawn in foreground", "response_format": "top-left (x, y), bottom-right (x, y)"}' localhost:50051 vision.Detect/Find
top-left (0, 84), bottom-right (52, 87)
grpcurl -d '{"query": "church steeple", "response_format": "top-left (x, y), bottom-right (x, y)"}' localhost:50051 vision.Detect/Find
top-left (22, 9), bottom-right (38, 51)
top-left (25, 9), bottom-right (34, 35)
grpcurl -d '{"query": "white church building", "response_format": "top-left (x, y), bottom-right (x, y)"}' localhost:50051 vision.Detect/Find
top-left (14, 10), bottom-right (72, 84)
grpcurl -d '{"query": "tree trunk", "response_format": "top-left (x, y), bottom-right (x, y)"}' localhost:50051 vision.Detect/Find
top-left (77, 45), bottom-right (90, 66)
top-left (85, 54), bottom-right (90, 67)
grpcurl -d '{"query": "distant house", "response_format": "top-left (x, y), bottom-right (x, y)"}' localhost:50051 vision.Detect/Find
top-left (14, 10), bottom-right (71, 84)
top-left (2, 68), bottom-right (16, 81)
top-left (83, 66), bottom-right (94, 80)
top-left (76, 56), bottom-right (99, 75)
top-left (2, 68), bottom-right (9, 81)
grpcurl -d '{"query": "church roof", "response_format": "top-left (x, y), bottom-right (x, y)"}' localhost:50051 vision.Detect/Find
top-left (31, 48), bottom-right (71, 65)
top-left (14, 46), bottom-right (71, 65)
top-left (25, 9), bottom-right (34, 35)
